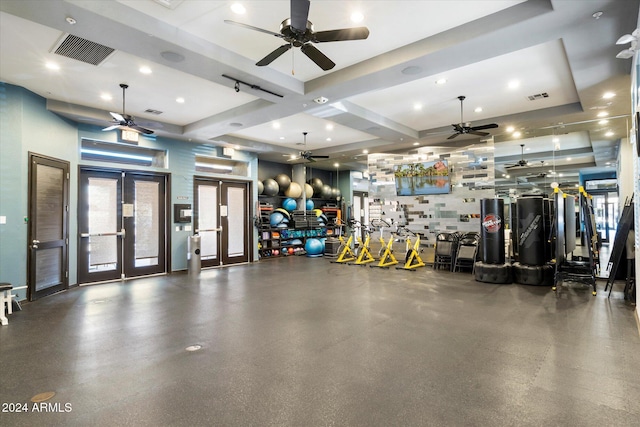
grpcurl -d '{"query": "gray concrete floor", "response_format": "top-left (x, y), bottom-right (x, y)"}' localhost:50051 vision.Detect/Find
top-left (1, 256), bottom-right (639, 426)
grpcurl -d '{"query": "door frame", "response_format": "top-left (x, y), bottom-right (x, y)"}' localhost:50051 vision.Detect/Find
top-left (28, 152), bottom-right (70, 301)
top-left (77, 166), bottom-right (171, 283)
top-left (193, 176), bottom-right (253, 267)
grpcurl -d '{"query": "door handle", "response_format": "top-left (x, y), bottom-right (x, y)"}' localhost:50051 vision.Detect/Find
top-left (80, 229), bottom-right (126, 238)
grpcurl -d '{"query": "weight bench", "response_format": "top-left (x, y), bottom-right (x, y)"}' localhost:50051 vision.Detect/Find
top-left (0, 282), bottom-right (14, 326)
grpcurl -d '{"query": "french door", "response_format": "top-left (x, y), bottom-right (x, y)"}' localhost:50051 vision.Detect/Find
top-left (28, 153), bottom-right (70, 301)
top-left (78, 168), bottom-right (168, 284)
top-left (194, 178), bottom-right (251, 268)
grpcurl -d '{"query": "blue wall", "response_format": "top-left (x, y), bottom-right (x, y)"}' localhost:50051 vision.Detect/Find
top-left (0, 83), bottom-right (258, 300)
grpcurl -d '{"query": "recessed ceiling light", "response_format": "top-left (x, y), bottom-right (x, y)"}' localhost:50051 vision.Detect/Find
top-left (474, 107), bottom-right (483, 113)
top-left (506, 175), bottom-right (510, 179)
top-left (363, 149), bottom-right (369, 154)
top-left (334, 162), bottom-right (340, 167)
top-left (326, 137), bottom-right (332, 142)
top-left (230, 3), bottom-right (246, 14)
top-left (552, 137), bottom-right (559, 143)
top-left (599, 119), bottom-right (609, 125)
top-left (508, 80), bottom-right (520, 89)
top-left (597, 111), bottom-right (609, 117)
top-left (506, 126), bottom-right (515, 133)
top-left (139, 66), bottom-right (152, 74)
top-left (513, 131), bottom-right (522, 137)
top-left (325, 123), bottom-right (334, 131)
top-left (435, 78), bottom-right (447, 85)
top-left (414, 103), bottom-right (423, 111)
top-left (100, 93), bottom-right (112, 101)
top-left (559, 173), bottom-right (564, 177)
top-left (350, 11), bottom-right (364, 23)
top-left (176, 97), bottom-right (185, 103)
top-left (605, 162), bottom-right (611, 165)
top-left (279, 136), bottom-right (284, 140)
top-left (65, 16), bottom-right (76, 25)
top-left (566, 157), bottom-right (572, 161)
top-left (602, 92), bottom-right (615, 99)
top-left (413, 142), bottom-right (420, 146)
top-left (525, 147), bottom-right (531, 151)
top-left (45, 62), bottom-right (60, 70)
top-left (605, 131), bottom-right (614, 136)
top-left (290, 154), bottom-right (297, 160)
top-left (272, 122), bottom-right (280, 129)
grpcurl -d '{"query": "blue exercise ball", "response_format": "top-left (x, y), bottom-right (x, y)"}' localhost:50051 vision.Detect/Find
top-left (270, 212), bottom-right (285, 227)
top-left (305, 238), bottom-right (324, 257)
top-left (283, 198), bottom-right (297, 212)
top-left (306, 199), bottom-right (314, 210)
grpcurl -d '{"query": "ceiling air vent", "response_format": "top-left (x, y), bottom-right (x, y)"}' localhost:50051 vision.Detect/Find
top-left (52, 34), bottom-right (115, 66)
top-left (144, 109), bottom-right (163, 115)
top-left (527, 92), bottom-right (549, 101)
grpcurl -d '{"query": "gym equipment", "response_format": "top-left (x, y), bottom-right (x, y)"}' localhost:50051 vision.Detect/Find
top-left (331, 187), bottom-right (341, 200)
top-left (285, 182), bottom-right (302, 198)
top-left (308, 178), bottom-right (324, 196)
top-left (321, 184), bottom-right (332, 199)
top-left (333, 220), bottom-right (359, 263)
top-left (370, 219), bottom-right (398, 268)
top-left (306, 199), bottom-right (314, 210)
top-left (257, 180), bottom-right (264, 195)
top-left (475, 198), bottom-right (512, 284)
top-left (262, 178), bottom-right (279, 196)
top-left (305, 238), bottom-right (324, 257)
top-left (512, 195), bottom-right (553, 286)
top-left (304, 183), bottom-right (314, 199)
top-left (352, 225), bottom-right (376, 265)
top-left (274, 173), bottom-right (291, 193)
top-left (269, 212), bottom-right (285, 227)
top-left (553, 188), bottom-right (597, 294)
top-left (395, 225), bottom-right (425, 271)
top-left (605, 194), bottom-right (634, 297)
top-left (282, 198), bottom-right (297, 212)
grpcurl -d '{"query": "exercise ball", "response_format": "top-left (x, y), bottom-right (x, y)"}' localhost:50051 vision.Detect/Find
top-left (308, 178), bottom-right (324, 196)
top-left (331, 187), bottom-right (341, 200)
top-left (305, 238), bottom-right (324, 257)
top-left (282, 198), bottom-right (297, 212)
top-left (274, 174), bottom-right (291, 194)
top-left (257, 180), bottom-right (264, 195)
top-left (270, 212), bottom-right (285, 227)
top-left (304, 183), bottom-right (314, 199)
top-left (284, 182), bottom-right (302, 198)
top-left (321, 184), bottom-right (332, 199)
top-left (306, 199), bottom-right (314, 210)
top-left (274, 208), bottom-right (291, 219)
top-left (263, 179), bottom-right (279, 196)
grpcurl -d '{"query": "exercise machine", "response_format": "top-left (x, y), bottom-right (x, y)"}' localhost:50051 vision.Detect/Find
top-left (370, 219), bottom-right (398, 268)
top-left (395, 225), bottom-right (426, 271)
top-left (352, 224), bottom-right (376, 265)
top-left (333, 219), bottom-right (359, 263)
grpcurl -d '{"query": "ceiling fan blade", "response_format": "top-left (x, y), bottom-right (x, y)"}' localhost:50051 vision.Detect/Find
top-left (313, 27), bottom-right (370, 42)
top-left (310, 155), bottom-right (330, 159)
top-left (470, 123), bottom-right (498, 131)
top-left (109, 112), bottom-right (125, 123)
top-left (301, 44), bottom-right (335, 70)
top-left (290, 0), bottom-right (310, 33)
top-left (447, 133), bottom-right (460, 140)
top-left (257, 44), bottom-right (292, 66)
top-left (130, 124), bottom-right (154, 135)
top-left (224, 20), bottom-right (282, 38)
top-left (469, 131), bottom-right (490, 137)
top-left (102, 124), bottom-right (120, 132)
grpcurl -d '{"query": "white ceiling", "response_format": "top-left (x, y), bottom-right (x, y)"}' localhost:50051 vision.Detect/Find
top-left (1, 0), bottom-right (638, 186)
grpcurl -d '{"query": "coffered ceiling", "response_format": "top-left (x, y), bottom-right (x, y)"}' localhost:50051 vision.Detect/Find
top-left (1, 0), bottom-right (638, 190)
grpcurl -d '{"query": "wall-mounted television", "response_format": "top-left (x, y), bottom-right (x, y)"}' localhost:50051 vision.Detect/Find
top-left (394, 159), bottom-right (451, 196)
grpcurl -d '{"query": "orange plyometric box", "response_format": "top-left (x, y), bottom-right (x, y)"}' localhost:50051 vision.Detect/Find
top-left (271, 231), bottom-right (280, 239)
top-left (321, 207), bottom-right (341, 224)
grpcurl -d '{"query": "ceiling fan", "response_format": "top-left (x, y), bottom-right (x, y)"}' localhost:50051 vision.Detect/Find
top-left (224, 0), bottom-right (370, 71)
top-left (448, 96), bottom-right (498, 140)
top-left (504, 144), bottom-right (545, 169)
top-left (288, 132), bottom-right (329, 163)
top-left (102, 83), bottom-right (153, 135)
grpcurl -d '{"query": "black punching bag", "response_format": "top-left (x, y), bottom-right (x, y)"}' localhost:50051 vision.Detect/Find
top-left (517, 196), bottom-right (545, 266)
top-left (480, 198), bottom-right (505, 264)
